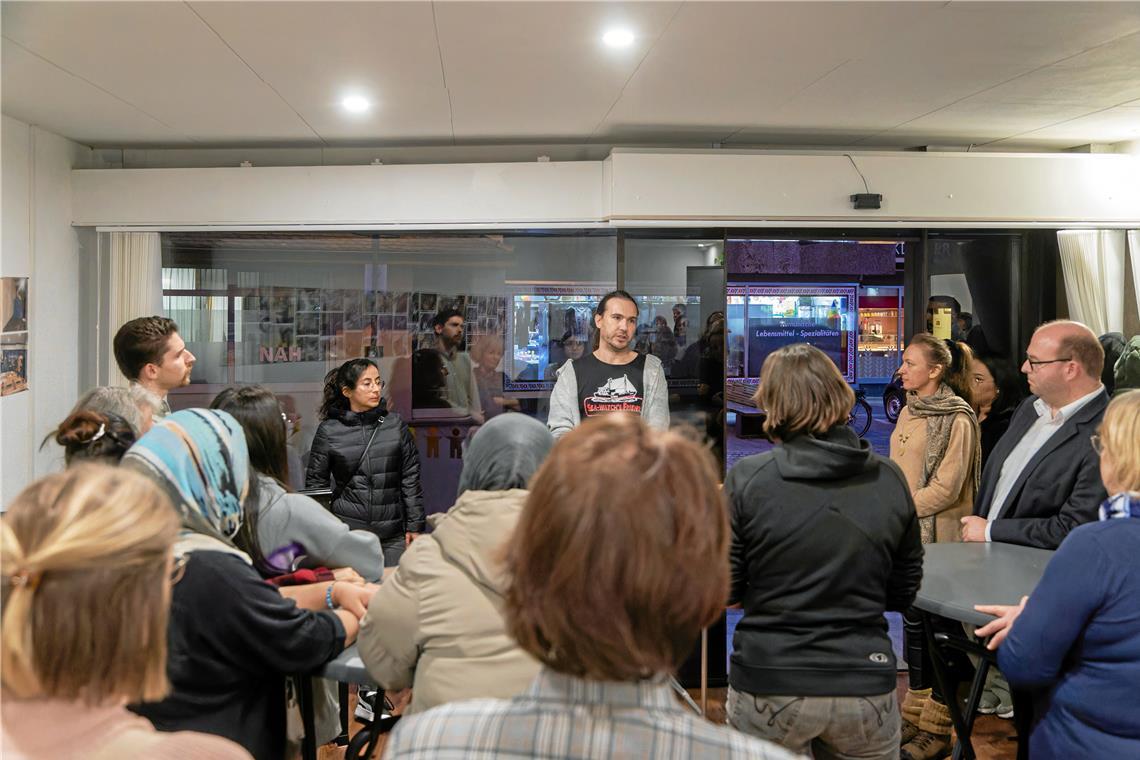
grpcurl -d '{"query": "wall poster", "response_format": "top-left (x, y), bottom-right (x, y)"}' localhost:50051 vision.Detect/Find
top-left (1, 277), bottom-right (29, 396)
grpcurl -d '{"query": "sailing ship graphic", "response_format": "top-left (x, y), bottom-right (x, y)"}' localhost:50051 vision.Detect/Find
top-left (590, 374), bottom-right (640, 403)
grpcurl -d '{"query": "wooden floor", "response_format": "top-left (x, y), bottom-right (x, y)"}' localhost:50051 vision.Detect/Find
top-left (317, 676), bottom-right (1019, 760)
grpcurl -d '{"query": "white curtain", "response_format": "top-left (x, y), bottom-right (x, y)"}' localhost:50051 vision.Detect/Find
top-left (107, 232), bottom-right (163, 387)
top-left (1056, 230), bottom-right (1126, 336)
top-left (1129, 230), bottom-right (1140, 320)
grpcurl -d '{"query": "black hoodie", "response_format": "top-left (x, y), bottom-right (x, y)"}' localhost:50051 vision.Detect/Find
top-left (725, 425), bottom-right (923, 697)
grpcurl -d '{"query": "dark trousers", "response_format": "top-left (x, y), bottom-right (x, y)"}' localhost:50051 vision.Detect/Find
top-left (381, 537), bottom-right (406, 568)
top-left (904, 607), bottom-right (975, 704)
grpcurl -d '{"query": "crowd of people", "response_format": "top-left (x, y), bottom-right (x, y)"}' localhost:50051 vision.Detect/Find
top-left (2, 304), bottom-right (1138, 760)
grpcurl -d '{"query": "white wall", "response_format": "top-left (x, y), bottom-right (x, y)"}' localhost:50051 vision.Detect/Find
top-left (1, 115), bottom-right (94, 505)
top-left (72, 149), bottom-right (1140, 229)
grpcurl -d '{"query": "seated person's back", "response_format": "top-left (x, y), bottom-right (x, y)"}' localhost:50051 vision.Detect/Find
top-left (383, 414), bottom-right (798, 760)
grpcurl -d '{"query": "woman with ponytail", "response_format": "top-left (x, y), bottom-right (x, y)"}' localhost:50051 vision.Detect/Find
top-left (1, 465), bottom-right (248, 759)
top-left (306, 358), bottom-right (424, 566)
top-left (891, 333), bottom-right (982, 760)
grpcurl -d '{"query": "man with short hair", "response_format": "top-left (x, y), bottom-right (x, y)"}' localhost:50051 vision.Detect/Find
top-left (904, 321), bottom-right (1109, 760)
top-left (431, 308), bottom-right (483, 422)
top-left (112, 316), bottom-right (196, 419)
top-left (548, 290), bottom-right (669, 439)
top-left (960, 320), bottom-right (1108, 548)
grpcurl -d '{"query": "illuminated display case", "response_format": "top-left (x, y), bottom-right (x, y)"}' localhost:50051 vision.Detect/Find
top-left (726, 283), bottom-right (857, 383)
top-left (857, 288), bottom-right (904, 382)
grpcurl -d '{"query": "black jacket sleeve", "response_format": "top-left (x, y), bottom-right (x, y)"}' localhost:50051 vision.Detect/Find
top-left (177, 553), bottom-right (346, 677)
top-left (725, 467), bottom-right (749, 606)
top-left (305, 422), bottom-right (332, 490)
top-left (885, 481), bottom-right (924, 612)
top-left (399, 420), bottom-right (425, 533)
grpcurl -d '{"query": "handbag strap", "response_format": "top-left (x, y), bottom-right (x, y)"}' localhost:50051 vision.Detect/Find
top-left (331, 422), bottom-right (381, 505)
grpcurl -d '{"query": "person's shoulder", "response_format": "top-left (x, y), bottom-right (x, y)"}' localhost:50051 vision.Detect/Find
top-left (725, 451), bottom-right (778, 490)
top-left (385, 697), bottom-right (509, 754)
top-left (145, 730), bottom-right (252, 759)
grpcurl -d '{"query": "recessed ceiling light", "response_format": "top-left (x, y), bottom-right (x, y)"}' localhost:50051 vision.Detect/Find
top-left (602, 28), bottom-right (635, 48)
top-left (342, 95), bottom-right (370, 114)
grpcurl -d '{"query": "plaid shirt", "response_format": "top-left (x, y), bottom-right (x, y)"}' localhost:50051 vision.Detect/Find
top-left (382, 668), bottom-right (798, 760)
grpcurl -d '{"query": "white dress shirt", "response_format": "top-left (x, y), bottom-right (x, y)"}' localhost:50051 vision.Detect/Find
top-left (984, 385), bottom-right (1104, 541)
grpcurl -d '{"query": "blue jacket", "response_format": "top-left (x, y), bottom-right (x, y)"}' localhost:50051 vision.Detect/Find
top-left (997, 517), bottom-right (1140, 760)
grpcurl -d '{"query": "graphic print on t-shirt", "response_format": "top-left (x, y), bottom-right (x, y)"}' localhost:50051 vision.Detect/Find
top-left (574, 353), bottom-right (646, 418)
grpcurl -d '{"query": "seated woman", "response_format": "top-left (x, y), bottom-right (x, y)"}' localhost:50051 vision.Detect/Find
top-left (976, 390), bottom-right (1140, 760)
top-left (1, 464), bottom-right (249, 759)
top-left (357, 414), bottom-right (552, 714)
top-left (123, 409), bottom-right (373, 760)
top-left (383, 415), bottom-right (797, 760)
top-left (44, 385), bottom-right (163, 465)
top-left (726, 343), bottom-right (924, 760)
top-left (211, 384), bottom-right (383, 582)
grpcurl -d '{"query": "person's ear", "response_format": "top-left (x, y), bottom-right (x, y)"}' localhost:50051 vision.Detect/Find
top-left (594, 312), bottom-right (603, 330)
top-left (142, 362), bottom-right (159, 381)
top-left (341, 386), bottom-right (351, 399)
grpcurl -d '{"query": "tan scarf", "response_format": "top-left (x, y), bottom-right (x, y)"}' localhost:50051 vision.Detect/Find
top-left (906, 383), bottom-right (981, 543)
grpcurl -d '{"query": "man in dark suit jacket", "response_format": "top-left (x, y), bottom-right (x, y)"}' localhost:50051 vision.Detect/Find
top-left (961, 321), bottom-right (1108, 549)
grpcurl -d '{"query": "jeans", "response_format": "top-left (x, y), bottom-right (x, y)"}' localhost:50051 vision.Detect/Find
top-left (381, 536), bottom-right (406, 568)
top-left (727, 687), bottom-right (899, 760)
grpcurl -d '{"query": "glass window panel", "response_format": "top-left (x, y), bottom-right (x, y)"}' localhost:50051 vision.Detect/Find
top-left (161, 231), bottom-right (616, 515)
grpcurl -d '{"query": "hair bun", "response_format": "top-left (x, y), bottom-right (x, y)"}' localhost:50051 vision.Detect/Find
top-left (55, 410), bottom-right (108, 447)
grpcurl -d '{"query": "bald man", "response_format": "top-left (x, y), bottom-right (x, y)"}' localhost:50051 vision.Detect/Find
top-left (961, 320), bottom-right (1108, 549)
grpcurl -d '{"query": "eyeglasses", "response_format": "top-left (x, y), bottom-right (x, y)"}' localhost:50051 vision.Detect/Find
top-left (170, 553), bottom-right (189, 585)
top-left (1025, 356), bottom-right (1072, 371)
top-left (1090, 434), bottom-right (1105, 456)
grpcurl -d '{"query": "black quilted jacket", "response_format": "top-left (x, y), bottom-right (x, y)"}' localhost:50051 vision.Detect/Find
top-left (305, 406), bottom-right (425, 540)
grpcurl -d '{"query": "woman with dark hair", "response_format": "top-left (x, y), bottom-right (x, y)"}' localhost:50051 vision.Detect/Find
top-left (211, 385), bottom-right (383, 581)
top-left (891, 334), bottom-right (982, 759)
top-left (48, 410), bottom-right (137, 465)
top-left (123, 410), bottom-right (372, 760)
top-left (306, 358), bottom-right (425, 567)
top-left (972, 354), bottom-right (1026, 467)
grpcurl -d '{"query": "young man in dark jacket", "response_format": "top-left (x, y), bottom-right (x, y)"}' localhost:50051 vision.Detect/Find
top-left (725, 344), bottom-right (923, 760)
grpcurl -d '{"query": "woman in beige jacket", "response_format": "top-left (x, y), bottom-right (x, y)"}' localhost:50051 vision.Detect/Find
top-left (357, 413), bottom-right (551, 715)
top-left (891, 333), bottom-right (981, 760)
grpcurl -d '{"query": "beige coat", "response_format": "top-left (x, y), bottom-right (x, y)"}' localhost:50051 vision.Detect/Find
top-left (357, 488), bottom-right (540, 715)
top-left (890, 406), bottom-right (978, 543)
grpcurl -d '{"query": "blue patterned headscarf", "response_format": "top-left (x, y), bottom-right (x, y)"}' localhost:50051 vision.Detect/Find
top-left (123, 409), bottom-right (250, 549)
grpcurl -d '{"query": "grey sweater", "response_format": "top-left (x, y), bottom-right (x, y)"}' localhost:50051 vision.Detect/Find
top-left (254, 474), bottom-right (384, 582)
top-left (547, 352), bottom-right (670, 439)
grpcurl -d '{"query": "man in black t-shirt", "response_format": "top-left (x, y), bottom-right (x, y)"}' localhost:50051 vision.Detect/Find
top-left (548, 290), bottom-right (669, 439)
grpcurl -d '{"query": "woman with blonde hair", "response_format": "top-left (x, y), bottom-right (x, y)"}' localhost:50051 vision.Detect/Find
top-left (891, 333), bottom-right (982, 759)
top-left (724, 343), bottom-right (923, 759)
top-left (1, 464), bottom-right (249, 759)
top-left (974, 390), bottom-right (1140, 759)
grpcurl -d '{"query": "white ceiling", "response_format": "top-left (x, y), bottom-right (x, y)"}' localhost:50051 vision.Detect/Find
top-left (3, 1), bottom-right (1139, 153)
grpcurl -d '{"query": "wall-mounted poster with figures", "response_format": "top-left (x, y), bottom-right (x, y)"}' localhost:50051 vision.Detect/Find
top-left (1, 277), bottom-right (29, 396)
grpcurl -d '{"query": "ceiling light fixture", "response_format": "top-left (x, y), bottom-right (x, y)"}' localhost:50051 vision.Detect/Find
top-left (342, 95), bottom-right (370, 114)
top-left (602, 28), bottom-right (635, 48)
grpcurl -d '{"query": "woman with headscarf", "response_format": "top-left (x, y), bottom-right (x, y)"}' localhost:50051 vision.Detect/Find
top-left (356, 413), bottom-right (552, 714)
top-left (123, 409), bottom-right (370, 760)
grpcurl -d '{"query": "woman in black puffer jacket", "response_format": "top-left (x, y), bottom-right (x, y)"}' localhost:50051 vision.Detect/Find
top-left (306, 358), bottom-right (425, 566)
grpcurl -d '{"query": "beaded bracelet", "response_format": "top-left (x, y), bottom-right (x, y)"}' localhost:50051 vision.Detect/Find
top-left (325, 581), bottom-right (337, 610)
